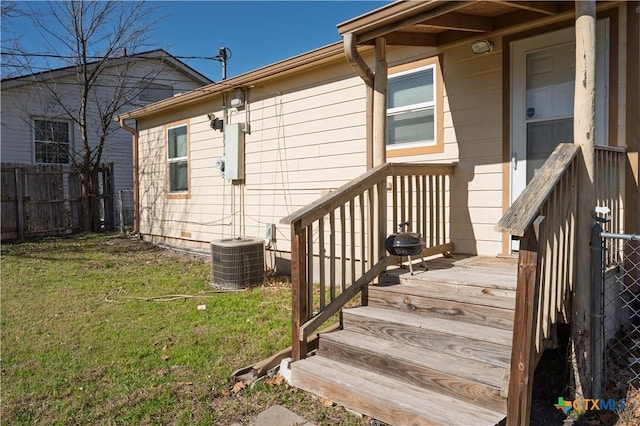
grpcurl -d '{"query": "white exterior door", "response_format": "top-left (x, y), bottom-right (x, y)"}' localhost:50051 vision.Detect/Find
top-left (510, 22), bottom-right (609, 249)
top-left (511, 21), bottom-right (609, 200)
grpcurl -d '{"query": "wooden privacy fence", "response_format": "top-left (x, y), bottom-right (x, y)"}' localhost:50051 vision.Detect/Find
top-left (1, 163), bottom-right (114, 240)
top-left (281, 162), bottom-right (455, 361)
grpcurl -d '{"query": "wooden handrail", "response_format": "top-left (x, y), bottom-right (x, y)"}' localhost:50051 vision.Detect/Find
top-left (506, 215), bottom-right (544, 426)
top-left (286, 161), bottom-right (455, 361)
top-left (281, 163), bottom-right (390, 230)
top-left (500, 143), bottom-right (628, 425)
top-left (281, 163), bottom-right (454, 230)
top-left (496, 143), bottom-right (579, 237)
top-left (499, 143), bottom-right (581, 426)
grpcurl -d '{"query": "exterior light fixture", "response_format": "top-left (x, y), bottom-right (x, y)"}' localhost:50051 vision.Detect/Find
top-left (207, 113), bottom-right (223, 131)
top-left (469, 40), bottom-right (494, 55)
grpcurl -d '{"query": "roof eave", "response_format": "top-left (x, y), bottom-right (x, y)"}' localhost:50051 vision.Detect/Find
top-left (1, 49), bottom-right (213, 89)
top-left (337, 0), bottom-right (447, 38)
top-left (116, 41), bottom-right (351, 122)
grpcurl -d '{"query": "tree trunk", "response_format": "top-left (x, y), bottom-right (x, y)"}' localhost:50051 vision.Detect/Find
top-left (80, 165), bottom-right (98, 232)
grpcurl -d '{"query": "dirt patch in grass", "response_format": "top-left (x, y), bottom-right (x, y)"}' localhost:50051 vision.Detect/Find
top-left (1, 233), bottom-right (367, 425)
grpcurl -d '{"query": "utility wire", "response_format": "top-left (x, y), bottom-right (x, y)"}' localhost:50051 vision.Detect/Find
top-left (0, 51), bottom-right (221, 61)
top-left (1, 80), bottom-right (209, 89)
top-left (3, 69), bottom-right (213, 85)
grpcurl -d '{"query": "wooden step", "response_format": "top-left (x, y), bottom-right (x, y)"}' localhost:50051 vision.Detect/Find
top-left (367, 283), bottom-right (515, 330)
top-left (408, 258), bottom-right (518, 297)
top-left (342, 306), bottom-right (512, 367)
top-left (318, 330), bottom-right (508, 412)
top-left (427, 255), bottom-right (517, 275)
top-left (292, 355), bottom-right (507, 426)
top-left (402, 273), bottom-right (517, 299)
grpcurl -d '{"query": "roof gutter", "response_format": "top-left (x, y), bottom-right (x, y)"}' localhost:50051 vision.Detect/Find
top-left (343, 32), bottom-right (374, 88)
top-left (118, 118), bottom-right (140, 237)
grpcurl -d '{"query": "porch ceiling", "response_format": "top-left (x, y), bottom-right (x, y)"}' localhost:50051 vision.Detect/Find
top-left (337, 0), bottom-right (578, 46)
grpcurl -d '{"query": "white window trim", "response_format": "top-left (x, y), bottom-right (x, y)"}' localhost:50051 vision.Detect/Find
top-left (167, 123), bottom-right (188, 194)
top-left (32, 118), bottom-right (73, 165)
top-left (386, 63), bottom-right (438, 151)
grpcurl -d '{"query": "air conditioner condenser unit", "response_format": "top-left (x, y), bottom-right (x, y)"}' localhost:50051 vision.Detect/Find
top-left (210, 237), bottom-right (264, 289)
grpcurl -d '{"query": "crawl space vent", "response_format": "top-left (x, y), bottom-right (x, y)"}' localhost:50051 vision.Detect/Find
top-left (210, 237), bottom-right (264, 289)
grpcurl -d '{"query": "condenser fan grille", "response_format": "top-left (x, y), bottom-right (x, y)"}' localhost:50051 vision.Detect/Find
top-left (210, 237), bottom-right (264, 289)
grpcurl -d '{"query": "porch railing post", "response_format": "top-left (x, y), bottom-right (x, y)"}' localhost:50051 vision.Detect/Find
top-left (573, 0), bottom-right (597, 399)
top-left (291, 223), bottom-right (307, 361)
top-left (507, 216), bottom-right (544, 426)
top-left (377, 177), bottom-right (387, 264)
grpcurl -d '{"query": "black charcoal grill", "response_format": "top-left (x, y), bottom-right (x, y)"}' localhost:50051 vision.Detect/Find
top-left (385, 221), bottom-right (427, 275)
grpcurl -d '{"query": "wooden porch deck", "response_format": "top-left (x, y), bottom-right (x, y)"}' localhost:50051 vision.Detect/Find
top-left (291, 254), bottom-right (518, 425)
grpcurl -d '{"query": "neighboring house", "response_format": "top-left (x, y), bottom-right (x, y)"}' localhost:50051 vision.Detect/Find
top-left (1, 49), bottom-right (212, 230)
top-left (118, 1), bottom-right (638, 425)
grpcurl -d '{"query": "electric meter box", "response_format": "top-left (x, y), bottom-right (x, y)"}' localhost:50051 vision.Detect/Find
top-left (224, 123), bottom-right (245, 180)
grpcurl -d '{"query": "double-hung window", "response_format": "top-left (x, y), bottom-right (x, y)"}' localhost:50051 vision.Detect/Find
top-left (167, 124), bottom-right (189, 194)
top-left (386, 58), bottom-right (443, 156)
top-left (34, 119), bottom-right (71, 164)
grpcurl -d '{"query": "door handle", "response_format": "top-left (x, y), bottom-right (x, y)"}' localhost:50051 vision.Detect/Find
top-left (512, 154), bottom-right (518, 170)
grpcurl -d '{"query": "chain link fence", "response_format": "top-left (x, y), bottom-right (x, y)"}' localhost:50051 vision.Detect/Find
top-left (115, 189), bottom-right (134, 232)
top-left (598, 233), bottom-right (640, 395)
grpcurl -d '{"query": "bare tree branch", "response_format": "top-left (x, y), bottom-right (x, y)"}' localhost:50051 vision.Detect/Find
top-left (8, 0), bottom-right (163, 231)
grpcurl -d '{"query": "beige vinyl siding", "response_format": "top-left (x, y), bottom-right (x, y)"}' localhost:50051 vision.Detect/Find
top-left (383, 42), bottom-right (504, 255)
top-left (135, 6), bottom-right (632, 259)
top-left (136, 60), bottom-right (367, 255)
top-left (139, 42), bottom-right (505, 257)
top-left (443, 42), bottom-right (504, 255)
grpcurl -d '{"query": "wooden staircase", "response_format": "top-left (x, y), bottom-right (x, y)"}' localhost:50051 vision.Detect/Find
top-left (291, 256), bottom-right (517, 426)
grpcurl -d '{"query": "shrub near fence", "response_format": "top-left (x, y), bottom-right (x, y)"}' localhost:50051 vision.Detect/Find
top-left (1, 163), bottom-right (114, 240)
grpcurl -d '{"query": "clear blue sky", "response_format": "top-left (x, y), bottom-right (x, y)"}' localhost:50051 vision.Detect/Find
top-left (4, 1), bottom-right (391, 81)
top-left (156, 1), bottom-right (389, 80)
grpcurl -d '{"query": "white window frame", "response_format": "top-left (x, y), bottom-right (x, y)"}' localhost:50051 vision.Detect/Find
top-left (166, 123), bottom-right (189, 195)
top-left (386, 63), bottom-right (438, 151)
top-left (33, 118), bottom-right (72, 164)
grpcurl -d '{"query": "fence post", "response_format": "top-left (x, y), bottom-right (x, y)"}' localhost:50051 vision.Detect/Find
top-left (591, 219), bottom-right (605, 398)
top-left (118, 190), bottom-right (124, 233)
top-left (14, 167), bottom-right (24, 241)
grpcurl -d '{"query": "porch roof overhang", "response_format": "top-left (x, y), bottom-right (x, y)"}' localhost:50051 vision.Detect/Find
top-left (337, 0), bottom-right (616, 49)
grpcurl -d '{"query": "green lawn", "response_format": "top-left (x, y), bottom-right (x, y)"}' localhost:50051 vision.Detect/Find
top-left (0, 234), bottom-right (365, 425)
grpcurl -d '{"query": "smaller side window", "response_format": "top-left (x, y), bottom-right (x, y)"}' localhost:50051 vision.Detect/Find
top-left (386, 57), bottom-right (444, 157)
top-left (34, 119), bottom-right (71, 164)
top-left (167, 124), bottom-right (188, 194)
